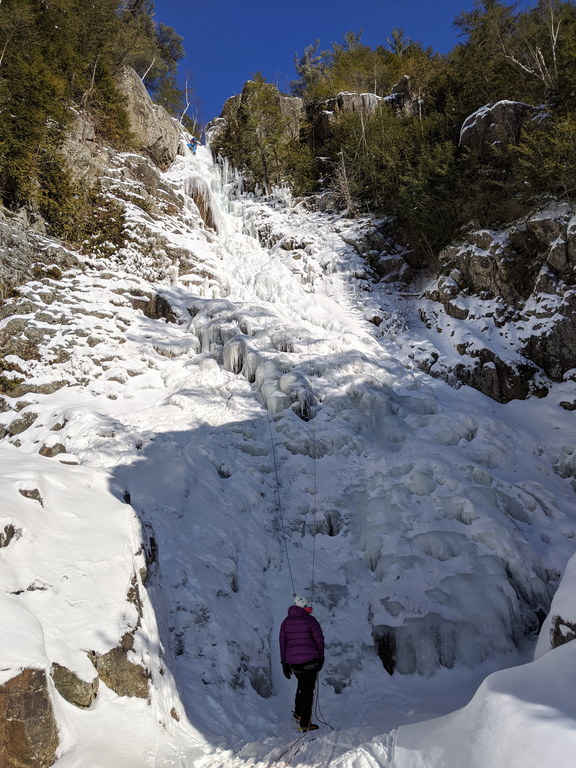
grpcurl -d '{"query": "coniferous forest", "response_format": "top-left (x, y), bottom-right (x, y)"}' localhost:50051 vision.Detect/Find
top-left (0, 0), bottom-right (184, 240)
top-left (211, 0), bottom-right (576, 264)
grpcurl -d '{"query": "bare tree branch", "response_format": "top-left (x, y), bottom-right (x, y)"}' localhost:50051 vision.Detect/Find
top-left (141, 57), bottom-right (155, 82)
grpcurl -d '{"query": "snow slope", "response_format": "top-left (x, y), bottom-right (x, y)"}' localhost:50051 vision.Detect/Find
top-left (393, 563), bottom-right (576, 768)
top-left (1, 143), bottom-right (575, 766)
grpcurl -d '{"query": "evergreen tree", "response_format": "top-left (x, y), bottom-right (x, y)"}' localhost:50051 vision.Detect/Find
top-left (0, 0), bottom-right (184, 235)
top-left (212, 75), bottom-right (316, 194)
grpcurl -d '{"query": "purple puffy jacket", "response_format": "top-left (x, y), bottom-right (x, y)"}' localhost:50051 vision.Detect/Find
top-left (279, 606), bottom-right (325, 665)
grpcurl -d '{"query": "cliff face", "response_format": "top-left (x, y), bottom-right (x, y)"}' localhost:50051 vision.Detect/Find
top-left (116, 67), bottom-right (183, 169)
top-left (306, 91), bottom-right (385, 143)
top-left (415, 205), bottom-right (576, 403)
top-left (1, 67), bottom-right (187, 299)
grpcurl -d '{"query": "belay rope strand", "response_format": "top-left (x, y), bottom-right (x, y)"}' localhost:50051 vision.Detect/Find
top-left (310, 406), bottom-right (318, 605)
top-left (266, 408), bottom-right (296, 596)
top-left (264, 368), bottom-right (319, 603)
top-left (313, 674), bottom-right (334, 731)
top-left (213, 160), bottom-right (322, 602)
top-left (267, 406), bottom-right (334, 733)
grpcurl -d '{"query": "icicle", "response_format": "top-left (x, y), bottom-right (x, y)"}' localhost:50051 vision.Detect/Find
top-left (182, 175), bottom-right (223, 233)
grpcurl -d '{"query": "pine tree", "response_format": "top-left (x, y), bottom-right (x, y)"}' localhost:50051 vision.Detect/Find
top-left (0, 0), bottom-right (185, 234)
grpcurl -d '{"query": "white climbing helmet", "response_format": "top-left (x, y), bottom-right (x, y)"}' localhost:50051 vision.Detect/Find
top-left (294, 594), bottom-right (309, 608)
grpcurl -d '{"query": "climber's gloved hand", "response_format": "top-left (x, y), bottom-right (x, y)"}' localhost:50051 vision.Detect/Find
top-left (282, 662), bottom-right (292, 679)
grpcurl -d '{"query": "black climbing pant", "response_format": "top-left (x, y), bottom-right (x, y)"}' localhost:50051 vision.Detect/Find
top-left (291, 661), bottom-right (319, 728)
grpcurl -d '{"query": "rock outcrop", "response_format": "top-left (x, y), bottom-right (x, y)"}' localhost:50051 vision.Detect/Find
top-left (0, 668), bottom-right (59, 768)
top-left (117, 66), bottom-right (182, 169)
top-left (0, 212), bottom-right (79, 299)
top-left (387, 75), bottom-right (421, 118)
top-left (459, 100), bottom-right (537, 160)
top-left (216, 84), bottom-right (304, 142)
top-left (418, 205), bottom-right (576, 401)
top-left (50, 663), bottom-right (99, 709)
top-left (61, 109), bottom-right (113, 187)
top-left (307, 91), bottom-right (385, 143)
top-left (279, 94), bottom-right (305, 139)
top-left (88, 632), bottom-right (149, 699)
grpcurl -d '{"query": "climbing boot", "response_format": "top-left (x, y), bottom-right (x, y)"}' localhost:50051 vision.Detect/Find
top-left (298, 723), bottom-right (319, 732)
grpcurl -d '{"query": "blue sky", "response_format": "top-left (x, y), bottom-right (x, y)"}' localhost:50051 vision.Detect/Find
top-left (152, 0), bottom-right (535, 124)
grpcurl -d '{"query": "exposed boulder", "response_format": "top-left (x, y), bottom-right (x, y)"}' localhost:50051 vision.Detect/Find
top-left (0, 668), bottom-right (59, 768)
top-left (116, 66), bottom-right (181, 170)
top-left (459, 100), bottom-right (537, 161)
top-left (39, 443), bottom-right (67, 458)
top-left (51, 663), bottom-right (99, 709)
top-left (8, 412), bottom-right (38, 436)
top-left (88, 632), bottom-right (149, 699)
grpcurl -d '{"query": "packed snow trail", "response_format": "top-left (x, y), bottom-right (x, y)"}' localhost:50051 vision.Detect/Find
top-left (1, 143), bottom-right (575, 767)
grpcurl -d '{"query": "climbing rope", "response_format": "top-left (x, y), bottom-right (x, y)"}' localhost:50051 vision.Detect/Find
top-left (313, 673), bottom-right (334, 731)
top-left (207, 158), bottom-right (329, 617)
top-left (266, 406), bottom-right (297, 597)
top-left (309, 406), bottom-right (318, 605)
top-left (261, 342), bottom-right (320, 603)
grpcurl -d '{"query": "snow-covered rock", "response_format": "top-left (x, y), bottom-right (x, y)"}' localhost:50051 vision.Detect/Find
top-left (393, 638), bottom-right (576, 768)
top-left (459, 100), bottom-right (537, 159)
top-left (419, 205), bottom-right (576, 401)
top-left (391, 549), bottom-right (576, 768)
top-left (535, 549), bottom-right (576, 660)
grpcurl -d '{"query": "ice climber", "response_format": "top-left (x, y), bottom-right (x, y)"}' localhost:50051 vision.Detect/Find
top-left (279, 595), bottom-right (325, 732)
top-left (187, 136), bottom-right (201, 155)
